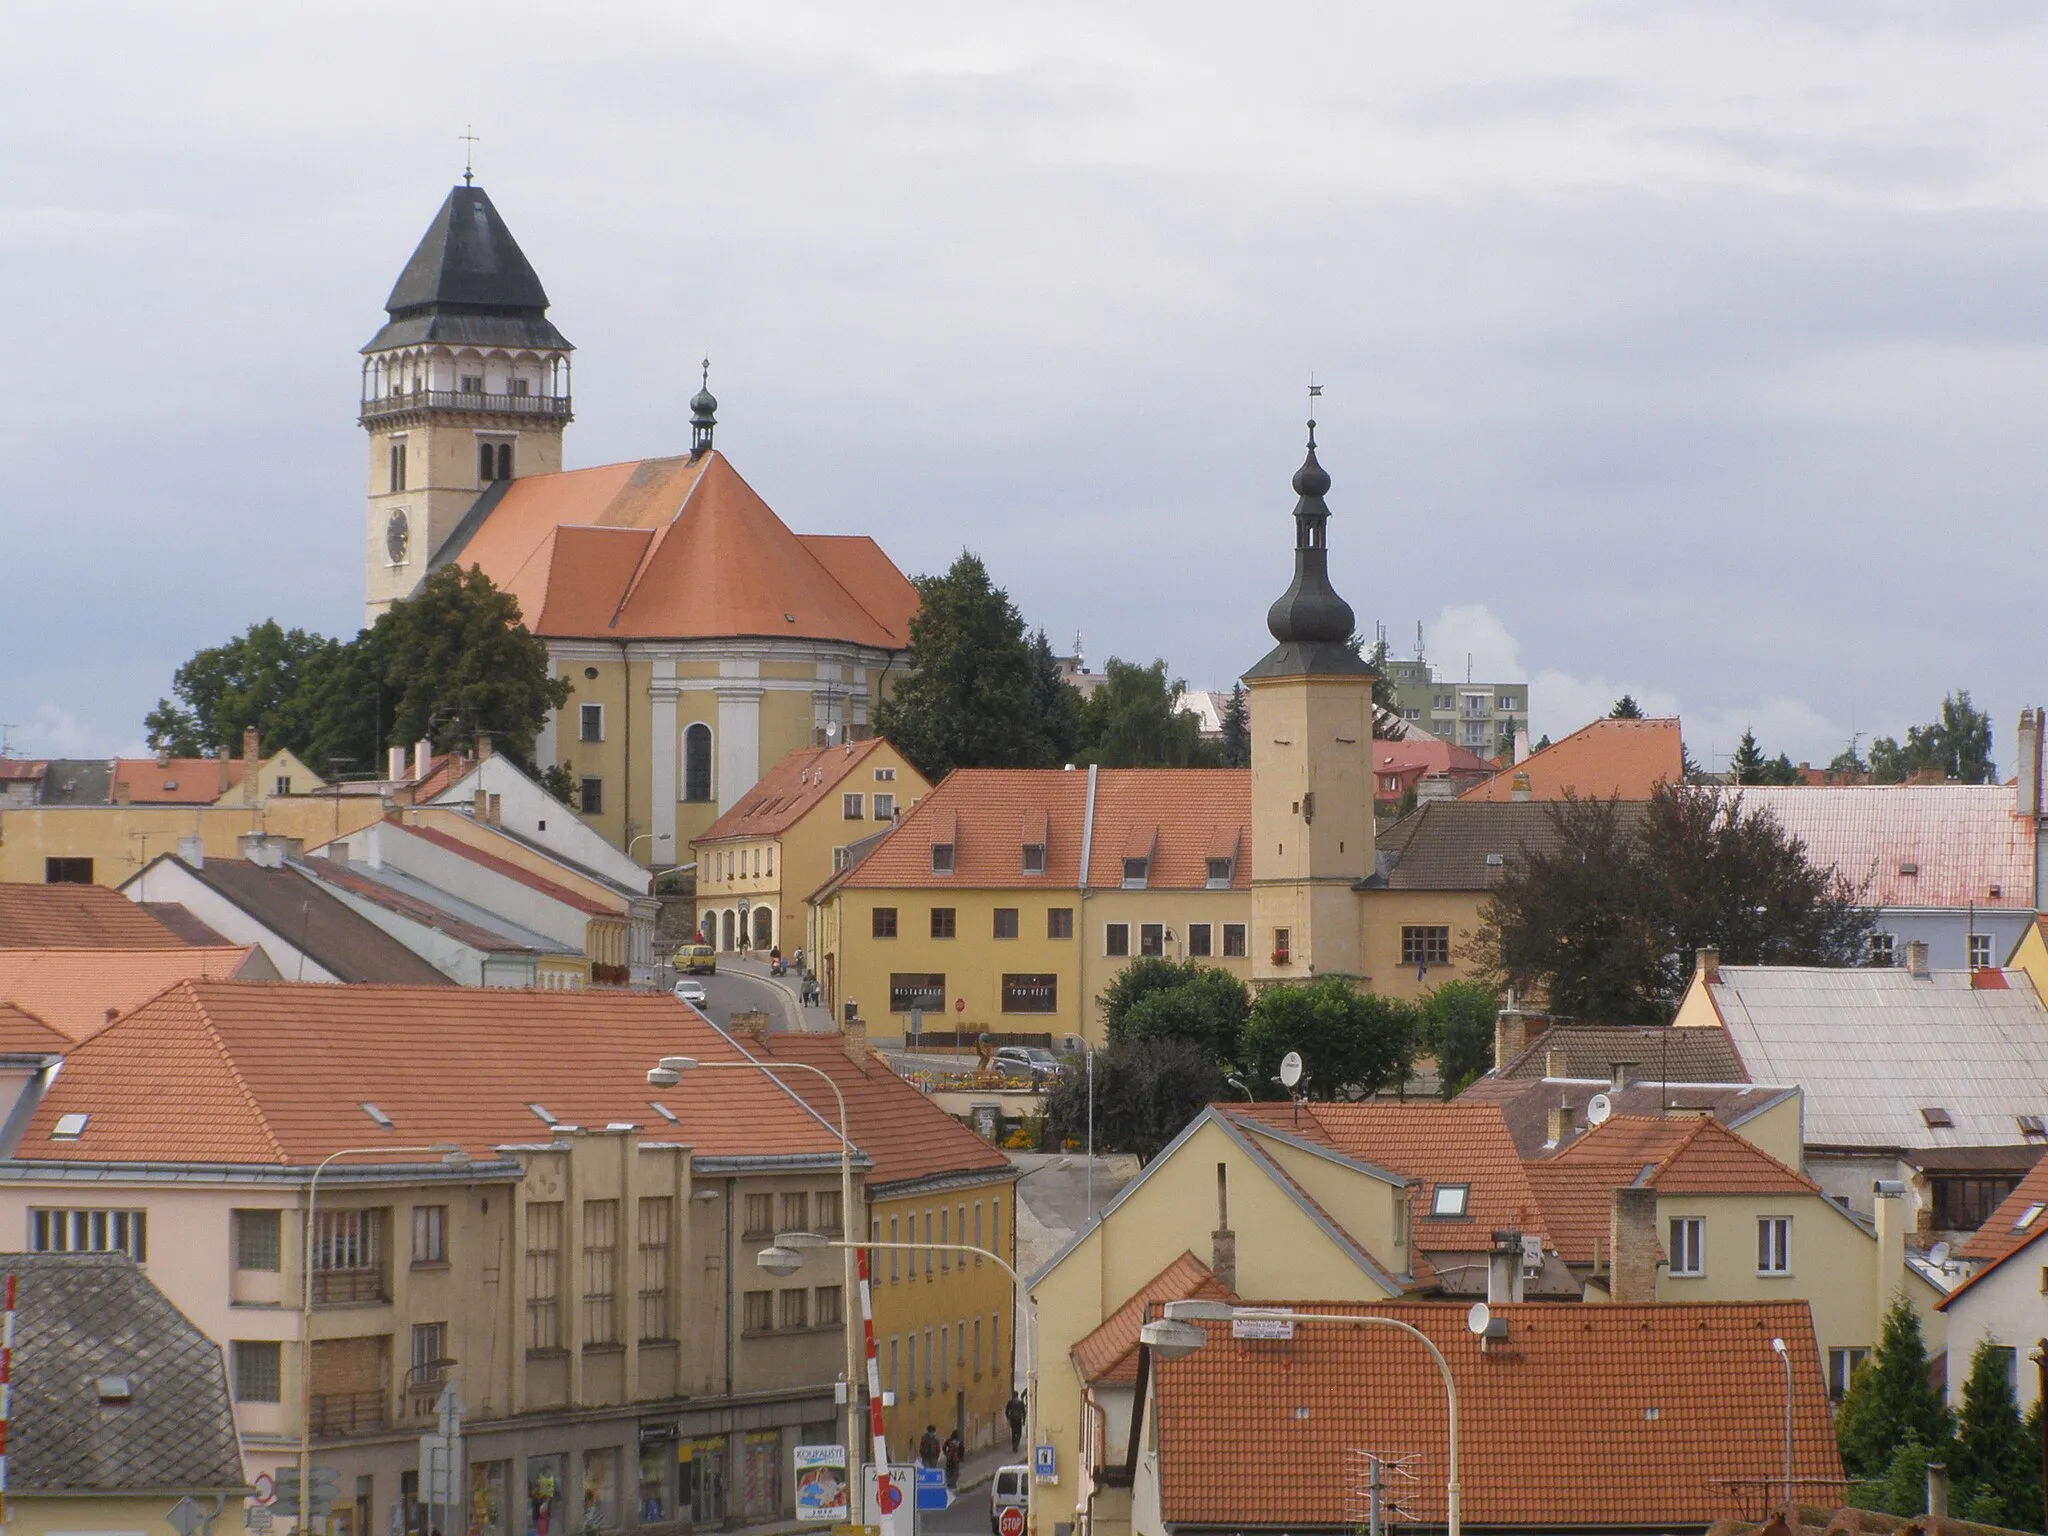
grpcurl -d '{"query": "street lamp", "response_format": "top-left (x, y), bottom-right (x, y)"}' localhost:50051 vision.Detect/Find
top-left (1771, 1336), bottom-right (1792, 1518)
top-left (1142, 1302), bottom-right (1461, 1536)
top-left (301, 1144), bottom-right (469, 1535)
top-left (760, 1235), bottom-right (1040, 1534)
top-left (648, 1057), bottom-right (863, 1513)
top-left (626, 831), bottom-right (672, 861)
top-left (1061, 1035), bottom-right (1096, 1222)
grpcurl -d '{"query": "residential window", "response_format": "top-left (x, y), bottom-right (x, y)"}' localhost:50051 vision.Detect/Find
top-left (991, 1203), bottom-right (1001, 1260)
top-left (1122, 857), bottom-right (1149, 889)
top-left (1669, 1217), bottom-right (1703, 1277)
top-left (233, 1209), bottom-right (281, 1271)
top-left (940, 1208), bottom-right (950, 1269)
top-left (931, 843), bottom-right (955, 875)
top-left (683, 724), bottom-right (713, 802)
top-left (1828, 1347), bottom-right (1871, 1401)
top-left (1022, 843), bottom-right (1046, 875)
top-left (873, 907), bottom-right (898, 939)
top-left (843, 793), bottom-right (865, 820)
top-left (233, 1340), bottom-right (283, 1403)
top-left (743, 1290), bottom-right (774, 1333)
top-left (815, 1285), bottom-right (843, 1326)
top-left (781, 1193), bottom-right (809, 1233)
top-left (743, 1195), bottom-right (774, 1238)
top-left (389, 439), bottom-right (408, 493)
top-left (1048, 908), bottom-right (1073, 940)
top-left (890, 973), bottom-right (945, 1015)
top-left (1139, 923), bottom-right (1164, 957)
top-left (907, 1333), bottom-right (918, 1398)
top-left (1498, 695), bottom-right (1518, 712)
top-left (1933, 1176), bottom-right (2018, 1231)
top-left (274, 775), bottom-right (293, 796)
top-left (43, 858), bottom-right (93, 884)
top-left (993, 908), bottom-right (1019, 939)
top-left (1222, 923), bottom-right (1248, 958)
top-left (525, 1202), bottom-right (563, 1352)
top-left (925, 1215), bottom-right (935, 1277)
top-left (1757, 1216), bottom-right (1791, 1275)
top-left (1429, 1185), bottom-right (1469, 1218)
top-left (1273, 929), bottom-right (1291, 964)
top-left (1205, 857), bottom-right (1234, 888)
top-left (875, 767), bottom-right (896, 781)
top-left (889, 1215), bottom-right (900, 1282)
top-left (889, 1336), bottom-right (900, 1397)
top-left (311, 1208), bottom-right (387, 1303)
top-left (816, 1190), bottom-right (843, 1234)
top-left (584, 1199), bottom-right (621, 1346)
top-left (460, 374), bottom-right (484, 393)
top-left (638, 1197), bottom-right (672, 1342)
top-left (941, 1324), bottom-right (951, 1388)
top-left (1105, 923), bottom-right (1129, 957)
top-left (930, 908), bottom-right (956, 939)
top-left (974, 1202), bottom-right (983, 1254)
top-left (411, 1205), bottom-right (447, 1265)
top-left (974, 1316), bottom-right (984, 1377)
top-left (1868, 933), bottom-right (1895, 967)
top-left (580, 704), bottom-right (604, 743)
top-left (778, 1289), bottom-right (808, 1330)
top-left (1970, 933), bottom-right (1994, 969)
top-left (925, 1327), bottom-right (935, 1394)
top-left (579, 777), bottom-right (604, 815)
top-left (1002, 974), bottom-right (1057, 1013)
top-left (1187, 923), bottom-right (1213, 957)
top-left (412, 1321), bottom-right (449, 1390)
top-left (833, 845), bottom-right (852, 871)
top-left (1402, 926), bottom-right (1451, 967)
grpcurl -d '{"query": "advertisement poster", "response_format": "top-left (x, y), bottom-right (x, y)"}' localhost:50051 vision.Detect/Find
top-left (794, 1447), bottom-right (849, 1522)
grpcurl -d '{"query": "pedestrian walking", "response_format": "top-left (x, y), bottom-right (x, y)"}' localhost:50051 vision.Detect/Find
top-left (1004, 1391), bottom-right (1026, 1453)
top-left (942, 1430), bottom-right (964, 1490)
top-left (919, 1424), bottom-right (942, 1469)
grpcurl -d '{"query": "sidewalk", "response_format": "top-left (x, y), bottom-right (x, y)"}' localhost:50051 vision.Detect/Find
top-left (721, 953), bottom-right (836, 1032)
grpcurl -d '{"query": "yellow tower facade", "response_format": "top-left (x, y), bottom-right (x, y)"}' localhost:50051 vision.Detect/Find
top-left (1245, 422), bottom-right (1375, 983)
top-left (359, 183), bottom-right (573, 621)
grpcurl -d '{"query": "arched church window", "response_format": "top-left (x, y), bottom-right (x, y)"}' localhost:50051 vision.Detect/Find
top-left (497, 442), bottom-right (512, 481)
top-left (479, 443), bottom-right (494, 483)
top-left (683, 724), bottom-right (713, 803)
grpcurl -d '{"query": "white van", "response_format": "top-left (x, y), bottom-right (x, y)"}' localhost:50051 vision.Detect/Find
top-left (989, 1466), bottom-right (1030, 1534)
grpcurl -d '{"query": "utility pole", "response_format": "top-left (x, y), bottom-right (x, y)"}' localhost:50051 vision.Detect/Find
top-left (2032, 1340), bottom-right (2047, 1526)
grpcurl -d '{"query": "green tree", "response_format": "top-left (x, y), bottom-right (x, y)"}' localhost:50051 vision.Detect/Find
top-left (1827, 745), bottom-right (1869, 777)
top-left (1098, 958), bottom-right (1251, 1065)
top-left (1418, 980), bottom-right (1497, 1100)
top-left (1219, 684), bottom-right (1250, 769)
top-left (1870, 690), bottom-right (1996, 785)
top-left (1951, 1340), bottom-right (2038, 1522)
top-left (1043, 1035), bottom-right (1226, 1164)
top-left (1836, 1295), bottom-right (1951, 1479)
top-left (873, 552), bottom-right (1049, 780)
top-left (1851, 1439), bottom-right (1942, 1517)
top-left (145, 620), bottom-right (343, 758)
top-left (1610, 694), bottom-right (1644, 720)
top-left (1074, 659), bottom-right (1214, 768)
top-left (1241, 978), bottom-right (1416, 1100)
top-left (1027, 630), bottom-right (1085, 766)
top-left (1729, 729), bottom-right (1768, 785)
top-left (1480, 785), bottom-right (1873, 1023)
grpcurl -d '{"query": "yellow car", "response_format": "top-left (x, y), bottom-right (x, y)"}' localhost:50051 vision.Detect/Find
top-left (675, 945), bottom-right (717, 976)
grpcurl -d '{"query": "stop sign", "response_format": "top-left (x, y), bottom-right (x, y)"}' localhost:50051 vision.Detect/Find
top-left (1000, 1507), bottom-right (1025, 1536)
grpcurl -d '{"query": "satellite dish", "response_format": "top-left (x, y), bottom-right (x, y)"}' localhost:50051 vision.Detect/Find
top-left (1929, 1241), bottom-right (1953, 1268)
top-left (1279, 1051), bottom-right (1304, 1089)
top-left (1587, 1093), bottom-right (1613, 1126)
top-left (1466, 1302), bottom-right (1491, 1336)
top-left (824, 720), bottom-right (841, 743)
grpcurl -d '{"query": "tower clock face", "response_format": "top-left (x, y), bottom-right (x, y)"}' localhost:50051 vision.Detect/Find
top-left (386, 509), bottom-right (411, 564)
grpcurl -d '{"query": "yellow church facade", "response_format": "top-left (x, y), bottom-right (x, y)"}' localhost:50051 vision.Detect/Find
top-left (359, 184), bottom-right (917, 863)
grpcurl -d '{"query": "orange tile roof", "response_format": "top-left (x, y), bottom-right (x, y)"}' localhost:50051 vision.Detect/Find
top-left (1072, 1252), bottom-right (1236, 1386)
top-left (0, 885), bottom-right (189, 950)
top-left (842, 768), bottom-right (1250, 892)
top-left (1153, 1300), bottom-right (1842, 1528)
top-left (0, 1002), bottom-right (69, 1054)
top-left (18, 981), bottom-right (846, 1166)
top-left (0, 946), bottom-right (263, 1042)
top-left (745, 1030), bottom-right (1014, 1193)
top-left (1521, 1161), bottom-right (1633, 1264)
top-left (1460, 716), bottom-right (1684, 802)
top-left (110, 758), bottom-right (241, 804)
top-left (388, 818), bottom-right (612, 916)
top-left (1956, 1154), bottom-right (2048, 1266)
top-left (1234, 1102), bottom-right (1549, 1253)
top-left (698, 739), bottom-right (897, 845)
top-left (1550, 1113), bottom-right (1818, 1194)
top-left (452, 451), bottom-right (918, 647)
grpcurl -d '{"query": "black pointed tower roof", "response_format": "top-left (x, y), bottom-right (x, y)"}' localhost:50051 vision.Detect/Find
top-left (362, 184), bottom-right (573, 354)
top-left (1243, 420), bottom-right (1374, 680)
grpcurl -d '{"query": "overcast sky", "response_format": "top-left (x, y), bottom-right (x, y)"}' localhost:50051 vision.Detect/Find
top-left (5, 3), bottom-right (2046, 771)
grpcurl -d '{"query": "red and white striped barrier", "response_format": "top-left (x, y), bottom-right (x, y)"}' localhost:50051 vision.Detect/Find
top-left (2, 1272), bottom-right (16, 1527)
top-left (857, 1247), bottom-right (892, 1510)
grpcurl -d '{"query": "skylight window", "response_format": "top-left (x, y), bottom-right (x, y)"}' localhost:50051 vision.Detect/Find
top-left (1921, 1107), bottom-right (1955, 1129)
top-left (2022, 1115), bottom-right (2048, 1138)
top-left (649, 1102), bottom-right (680, 1125)
top-left (527, 1103), bottom-right (558, 1126)
top-left (51, 1112), bottom-right (87, 1140)
top-left (360, 1103), bottom-right (394, 1129)
top-left (1430, 1184), bottom-right (1470, 1218)
top-left (2017, 1203), bottom-right (2046, 1232)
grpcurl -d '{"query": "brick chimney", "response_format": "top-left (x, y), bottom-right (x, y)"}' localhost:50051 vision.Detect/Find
top-left (730, 1009), bottom-right (771, 1043)
top-left (476, 731), bottom-right (494, 762)
top-left (1545, 1045), bottom-right (1569, 1078)
top-left (1609, 1187), bottom-right (1659, 1304)
top-left (2018, 707), bottom-right (2041, 820)
top-left (1211, 1163), bottom-right (1237, 1292)
top-left (1610, 1061), bottom-right (1634, 1092)
top-left (1546, 1105), bottom-right (1574, 1148)
top-left (1906, 940), bottom-right (1930, 978)
top-left (1511, 771), bottom-right (1532, 802)
top-left (843, 1017), bottom-right (870, 1069)
top-left (241, 727), bottom-right (259, 806)
top-left (1695, 947), bottom-right (1719, 981)
top-left (1493, 1005), bottom-right (1531, 1072)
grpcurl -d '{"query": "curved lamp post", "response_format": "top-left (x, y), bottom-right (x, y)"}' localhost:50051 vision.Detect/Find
top-left (1142, 1301), bottom-right (1460, 1536)
top-left (1770, 1336), bottom-right (1792, 1518)
top-left (649, 1056), bottom-right (861, 1515)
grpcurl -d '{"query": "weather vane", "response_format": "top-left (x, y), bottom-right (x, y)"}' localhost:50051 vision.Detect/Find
top-left (1308, 377), bottom-right (1322, 442)
top-left (460, 124), bottom-right (480, 185)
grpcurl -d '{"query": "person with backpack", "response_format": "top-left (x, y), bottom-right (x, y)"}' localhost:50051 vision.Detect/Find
top-left (1004, 1391), bottom-right (1026, 1453)
top-left (942, 1430), bottom-right (964, 1490)
top-left (919, 1424), bottom-right (942, 1469)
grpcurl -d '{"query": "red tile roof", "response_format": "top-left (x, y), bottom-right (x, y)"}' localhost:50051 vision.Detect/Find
top-left (1461, 716), bottom-right (1683, 802)
top-left (0, 761), bottom-right (47, 783)
top-left (1072, 1251), bottom-right (1236, 1386)
top-left (1956, 1154), bottom-right (2048, 1267)
top-left (698, 739), bottom-right (901, 845)
top-left (1371, 739), bottom-right (1495, 802)
top-left (109, 758), bottom-right (240, 804)
top-left (18, 981), bottom-right (846, 1165)
top-left (0, 946), bottom-right (264, 1042)
top-left (0, 1002), bottom-right (69, 1053)
top-left (1551, 1114), bottom-right (1819, 1195)
top-left (843, 768), bottom-right (1249, 892)
top-left (1153, 1300), bottom-right (1842, 1528)
top-left (387, 818), bottom-right (612, 916)
top-left (744, 1030), bottom-right (1013, 1193)
top-left (455, 452), bottom-right (917, 647)
top-left (0, 885), bottom-right (190, 950)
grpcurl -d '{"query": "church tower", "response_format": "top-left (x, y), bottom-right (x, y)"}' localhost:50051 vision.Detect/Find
top-left (360, 182), bottom-right (573, 620)
top-left (1244, 417), bottom-right (1375, 983)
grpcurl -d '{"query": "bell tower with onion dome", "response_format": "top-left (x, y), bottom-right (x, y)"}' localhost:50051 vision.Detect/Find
top-left (1244, 411), bottom-right (1376, 984)
top-left (360, 178), bottom-right (574, 620)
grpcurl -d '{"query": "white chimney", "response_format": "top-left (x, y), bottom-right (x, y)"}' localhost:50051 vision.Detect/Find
top-left (1874, 1180), bottom-right (1907, 1320)
top-left (2019, 707), bottom-right (2042, 821)
top-left (1513, 725), bottom-right (1532, 764)
top-left (1906, 940), bottom-right (1930, 978)
top-left (387, 745), bottom-right (407, 781)
top-left (414, 738), bottom-right (433, 780)
top-left (175, 835), bottom-right (204, 869)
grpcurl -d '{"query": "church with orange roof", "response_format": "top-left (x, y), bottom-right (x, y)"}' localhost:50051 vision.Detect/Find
top-left (358, 182), bottom-right (919, 861)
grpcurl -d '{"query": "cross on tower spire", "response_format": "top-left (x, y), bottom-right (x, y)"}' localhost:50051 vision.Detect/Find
top-left (460, 125), bottom-right (480, 185)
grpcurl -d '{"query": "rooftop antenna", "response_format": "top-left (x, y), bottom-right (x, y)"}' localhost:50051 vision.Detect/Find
top-left (1307, 377), bottom-right (1322, 441)
top-left (0, 723), bottom-right (14, 758)
top-left (460, 125), bottom-right (480, 185)
top-left (1415, 621), bottom-right (1425, 663)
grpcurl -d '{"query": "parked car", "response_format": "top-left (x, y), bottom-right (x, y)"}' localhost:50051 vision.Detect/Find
top-left (994, 1046), bottom-right (1064, 1080)
top-left (673, 979), bottom-right (709, 1007)
top-left (989, 1466), bottom-right (1030, 1534)
top-left (675, 944), bottom-right (717, 975)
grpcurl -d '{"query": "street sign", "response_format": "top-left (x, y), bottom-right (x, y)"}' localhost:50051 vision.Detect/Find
top-left (999, 1506), bottom-right (1026, 1536)
top-left (420, 1431), bottom-right (464, 1507)
top-left (876, 1479), bottom-right (902, 1514)
top-left (1033, 1443), bottom-right (1057, 1484)
top-left (252, 1473), bottom-right (277, 1508)
top-left (913, 1466), bottom-right (949, 1511)
top-left (246, 1508), bottom-right (274, 1534)
top-left (271, 1468), bottom-right (339, 1520)
top-left (169, 1496), bottom-right (207, 1536)
top-left (1232, 1310), bottom-right (1295, 1341)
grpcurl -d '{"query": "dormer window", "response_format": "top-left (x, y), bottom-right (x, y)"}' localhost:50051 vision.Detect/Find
top-left (930, 808), bottom-right (958, 876)
top-left (931, 844), bottom-right (955, 875)
top-left (1022, 844), bottom-right (1047, 876)
top-left (1205, 857), bottom-right (1233, 888)
top-left (1121, 857), bottom-right (1149, 889)
top-left (1206, 826), bottom-right (1240, 889)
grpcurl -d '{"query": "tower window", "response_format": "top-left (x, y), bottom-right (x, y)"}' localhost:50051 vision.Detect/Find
top-left (460, 375), bottom-right (484, 394)
top-left (579, 704), bottom-right (604, 743)
top-left (388, 440), bottom-right (407, 493)
top-left (479, 441), bottom-right (513, 483)
top-left (510, 378), bottom-right (531, 397)
top-left (683, 724), bottom-right (713, 803)
top-left (498, 442), bottom-right (512, 480)
top-left (579, 777), bottom-right (604, 815)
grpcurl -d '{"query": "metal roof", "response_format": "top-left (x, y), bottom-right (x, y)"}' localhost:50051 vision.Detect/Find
top-left (363, 184), bottom-right (572, 354)
top-left (1706, 964), bottom-right (2048, 1149)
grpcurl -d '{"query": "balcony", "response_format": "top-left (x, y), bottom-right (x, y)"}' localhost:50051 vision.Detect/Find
top-left (359, 389), bottom-right (573, 425)
top-left (310, 1390), bottom-right (387, 1438)
top-left (312, 1267), bottom-right (388, 1306)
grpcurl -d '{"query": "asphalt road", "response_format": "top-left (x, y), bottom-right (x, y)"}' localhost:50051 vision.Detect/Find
top-left (669, 965), bottom-right (803, 1032)
top-left (909, 1483), bottom-right (996, 1536)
